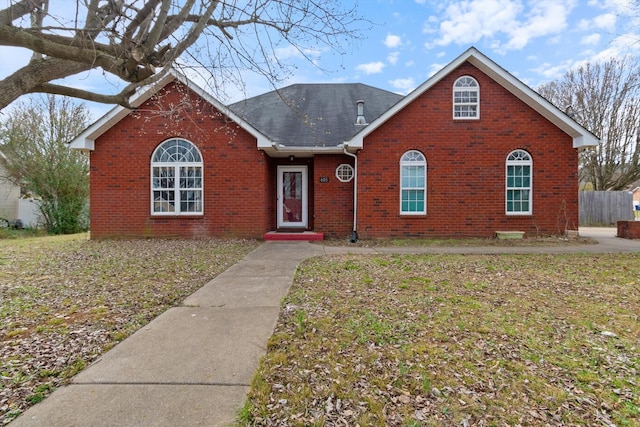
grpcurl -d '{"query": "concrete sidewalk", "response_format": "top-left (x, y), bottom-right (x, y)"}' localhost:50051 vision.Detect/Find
top-left (11, 242), bottom-right (326, 427)
top-left (10, 228), bottom-right (639, 426)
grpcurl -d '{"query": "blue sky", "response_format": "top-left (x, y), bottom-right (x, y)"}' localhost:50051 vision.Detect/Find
top-left (311, 0), bottom-right (640, 94)
top-left (1, 0), bottom-right (640, 119)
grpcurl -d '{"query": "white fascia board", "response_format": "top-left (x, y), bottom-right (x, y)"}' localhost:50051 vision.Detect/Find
top-left (69, 104), bottom-right (130, 151)
top-left (69, 69), bottom-right (273, 151)
top-left (263, 144), bottom-right (345, 158)
top-left (465, 53), bottom-right (600, 149)
top-left (347, 47), bottom-right (600, 150)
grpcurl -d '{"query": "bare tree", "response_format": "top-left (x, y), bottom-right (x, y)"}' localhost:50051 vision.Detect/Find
top-left (0, 1), bottom-right (364, 110)
top-left (538, 57), bottom-right (640, 191)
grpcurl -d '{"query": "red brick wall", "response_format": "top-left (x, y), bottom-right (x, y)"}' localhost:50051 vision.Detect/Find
top-left (617, 221), bottom-right (640, 239)
top-left (312, 155), bottom-right (355, 238)
top-left (356, 62), bottom-right (579, 238)
top-left (89, 81), bottom-right (271, 239)
top-left (89, 62), bottom-right (581, 240)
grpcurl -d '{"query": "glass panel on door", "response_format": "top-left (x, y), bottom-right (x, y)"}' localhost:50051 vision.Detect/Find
top-left (277, 166), bottom-right (308, 228)
top-left (282, 171), bottom-right (303, 224)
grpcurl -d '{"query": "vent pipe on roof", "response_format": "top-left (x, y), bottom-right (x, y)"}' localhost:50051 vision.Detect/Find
top-left (355, 100), bottom-right (368, 125)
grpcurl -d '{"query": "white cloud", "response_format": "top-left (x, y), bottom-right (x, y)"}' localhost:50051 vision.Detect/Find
top-left (422, 16), bottom-right (440, 35)
top-left (589, 32), bottom-right (640, 61)
top-left (501, 2), bottom-right (572, 51)
top-left (577, 18), bottom-right (591, 31)
top-left (356, 61), bottom-right (386, 74)
top-left (428, 62), bottom-right (446, 77)
top-left (593, 13), bottom-right (617, 31)
top-left (384, 34), bottom-right (402, 48)
top-left (273, 45), bottom-right (321, 61)
top-left (429, 0), bottom-right (522, 47)
top-left (388, 51), bottom-right (400, 65)
top-left (427, 0), bottom-right (574, 52)
top-left (530, 59), bottom-right (577, 80)
top-left (581, 33), bottom-right (602, 45)
top-left (389, 77), bottom-right (415, 92)
top-left (577, 13), bottom-right (616, 33)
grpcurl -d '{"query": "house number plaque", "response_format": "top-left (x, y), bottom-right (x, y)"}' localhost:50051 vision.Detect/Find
top-left (319, 177), bottom-right (329, 183)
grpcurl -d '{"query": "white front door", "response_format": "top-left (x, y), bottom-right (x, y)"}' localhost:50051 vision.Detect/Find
top-left (277, 166), bottom-right (308, 228)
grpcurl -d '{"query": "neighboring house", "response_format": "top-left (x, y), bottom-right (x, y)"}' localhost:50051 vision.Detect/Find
top-left (69, 47), bottom-right (599, 240)
top-left (0, 151), bottom-right (40, 227)
top-left (0, 150), bottom-right (21, 221)
top-left (0, 150), bottom-right (41, 227)
top-left (632, 186), bottom-right (640, 206)
top-left (632, 187), bottom-right (640, 219)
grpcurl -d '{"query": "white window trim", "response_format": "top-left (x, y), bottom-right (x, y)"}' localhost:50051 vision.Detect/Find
top-left (151, 138), bottom-right (204, 216)
top-left (505, 149), bottom-right (532, 215)
top-left (453, 76), bottom-right (480, 120)
top-left (335, 164), bottom-right (354, 182)
top-left (400, 150), bottom-right (427, 215)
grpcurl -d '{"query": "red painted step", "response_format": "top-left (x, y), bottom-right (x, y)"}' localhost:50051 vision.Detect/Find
top-left (263, 231), bottom-right (324, 241)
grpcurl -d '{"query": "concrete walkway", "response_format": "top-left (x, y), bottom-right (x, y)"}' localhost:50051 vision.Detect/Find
top-left (10, 228), bottom-right (639, 426)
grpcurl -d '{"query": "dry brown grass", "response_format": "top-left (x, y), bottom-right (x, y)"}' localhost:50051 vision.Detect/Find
top-left (0, 234), bottom-right (259, 424)
top-left (242, 252), bottom-right (640, 426)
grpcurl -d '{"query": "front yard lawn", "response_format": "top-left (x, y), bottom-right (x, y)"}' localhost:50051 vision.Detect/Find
top-left (0, 234), bottom-right (259, 424)
top-left (243, 252), bottom-right (640, 426)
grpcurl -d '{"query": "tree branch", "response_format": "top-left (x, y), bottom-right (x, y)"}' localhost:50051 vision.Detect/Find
top-left (1, 0), bottom-right (365, 111)
top-left (29, 83), bottom-right (136, 108)
top-left (0, 57), bottom-right (91, 111)
top-left (0, 0), bottom-right (37, 26)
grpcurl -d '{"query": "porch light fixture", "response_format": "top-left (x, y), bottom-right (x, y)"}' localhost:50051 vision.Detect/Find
top-left (289, 155), bottom-right (295, 162)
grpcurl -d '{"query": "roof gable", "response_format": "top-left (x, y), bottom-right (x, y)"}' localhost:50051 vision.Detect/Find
top-left (69, 70), bottom-right (268, 151)
top-left (346, 47), bottom-right (599, 150)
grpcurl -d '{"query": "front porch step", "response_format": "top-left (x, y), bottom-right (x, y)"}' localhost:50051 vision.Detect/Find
top-left (263, 231), bottom-right (324, 241)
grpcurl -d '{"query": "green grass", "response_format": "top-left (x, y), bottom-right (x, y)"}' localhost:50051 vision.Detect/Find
top-left (241, 252), bottom-right (640, 426)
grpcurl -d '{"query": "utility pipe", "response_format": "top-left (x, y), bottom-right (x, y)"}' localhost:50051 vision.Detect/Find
top-left (343, 144), bottom-right (358, 243)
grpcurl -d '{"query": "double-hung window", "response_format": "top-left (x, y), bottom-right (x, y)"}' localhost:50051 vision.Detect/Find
top-left (400, 150), bottom-right (426, 214)
top-left (453, 76), bottom-right (479, 119)
top-left (506, 150), bottom-right (532, 215)
top-left (151, 138), bottom-right (203, 215)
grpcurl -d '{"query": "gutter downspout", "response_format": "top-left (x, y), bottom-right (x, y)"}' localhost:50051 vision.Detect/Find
top-left (343, 144), bottom-right (358, 243)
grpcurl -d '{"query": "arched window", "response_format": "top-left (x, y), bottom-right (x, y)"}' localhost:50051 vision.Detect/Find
top-left (453, 76), bottom-right (479, 119)
top-left (151, 138), bottom-right (203, 215)
top-left (506, 150), bottom-right (532, 215)
top-left (400, 150), bottom-right (426, 214)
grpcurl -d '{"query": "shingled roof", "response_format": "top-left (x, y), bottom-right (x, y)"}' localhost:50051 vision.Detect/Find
top-left (228, 83), bottom-right (403, 148)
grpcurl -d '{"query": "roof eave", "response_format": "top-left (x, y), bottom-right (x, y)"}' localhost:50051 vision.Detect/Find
top-left (261, 143), bottom-right (346, 158)
top-left (69, 104), bottom-right (130, 151)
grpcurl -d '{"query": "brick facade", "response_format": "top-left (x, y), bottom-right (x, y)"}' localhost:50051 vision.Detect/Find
top-left (86, 60), bottom-right (583, 240)
top-left (89, 82), bottom-right (271, 239)
top-left (617, 221), bottom-right (640, 239)
top-left (312, 155), bottom-right (355, 239)
top-left (357, 63), bottom-right (579, 238)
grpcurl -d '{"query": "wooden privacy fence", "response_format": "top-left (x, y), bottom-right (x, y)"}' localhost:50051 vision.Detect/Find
top-left (579, 191), bottom-right (634, 226)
